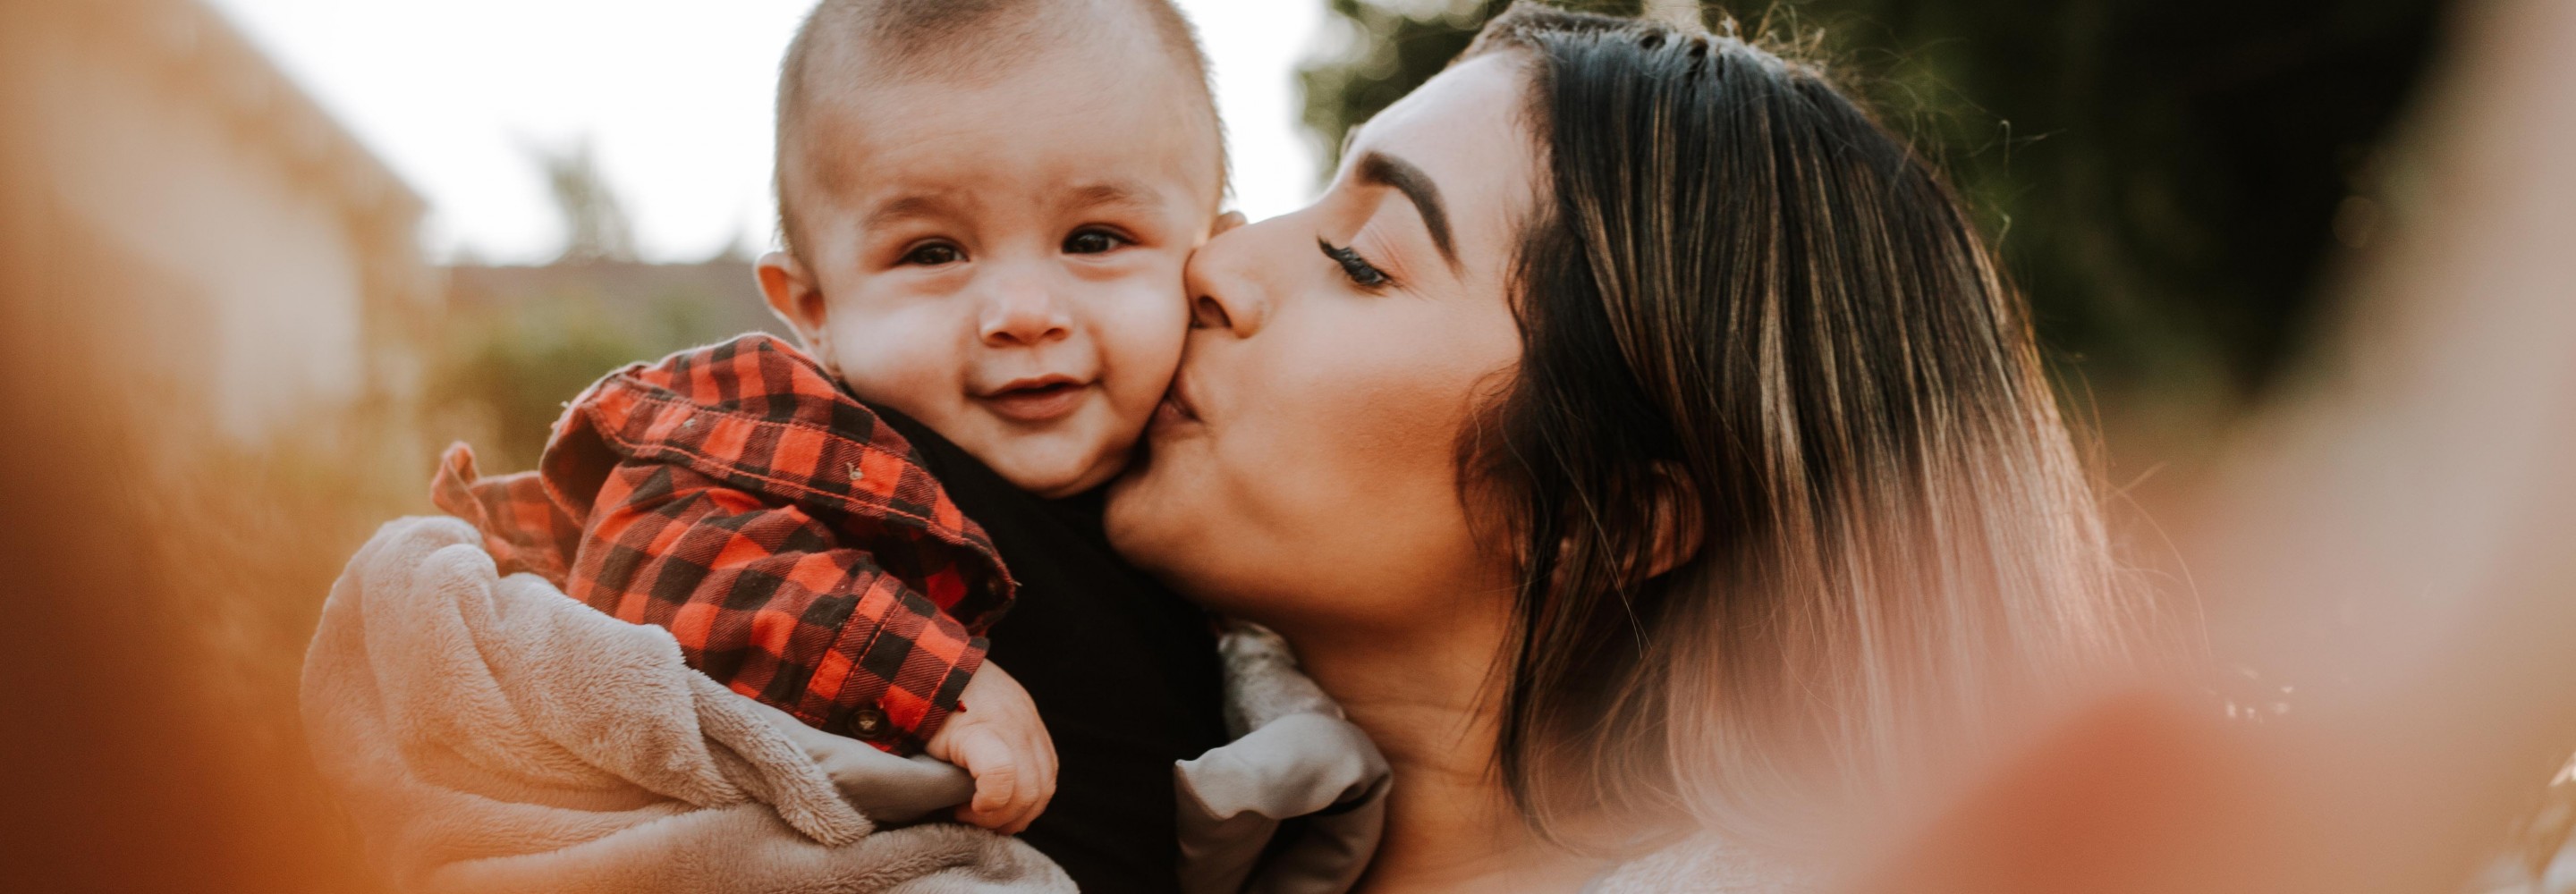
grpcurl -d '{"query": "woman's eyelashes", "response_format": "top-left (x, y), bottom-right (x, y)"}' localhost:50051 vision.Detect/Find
top-left (1318, 239), bottom-right (1393, 290)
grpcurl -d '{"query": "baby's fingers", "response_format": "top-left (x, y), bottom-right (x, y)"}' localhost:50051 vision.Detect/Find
top-left (1004, 749), bottom-right (1050, 835)
top-left (953, 734), bottom-right (1026, 826)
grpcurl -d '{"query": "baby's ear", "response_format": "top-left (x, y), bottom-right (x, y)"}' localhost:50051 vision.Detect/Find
top-left (1212, 210), bottom-right (1247, 238)
top-left (756, 251), bottom-right (829, 354)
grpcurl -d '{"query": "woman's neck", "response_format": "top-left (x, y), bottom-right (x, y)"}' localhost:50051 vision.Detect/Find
top-left (1282, 607), bottom-right (1614, 893)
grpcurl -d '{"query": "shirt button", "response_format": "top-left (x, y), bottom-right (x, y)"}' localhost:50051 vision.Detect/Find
top-left (847, 708), bottom-right (887, 738)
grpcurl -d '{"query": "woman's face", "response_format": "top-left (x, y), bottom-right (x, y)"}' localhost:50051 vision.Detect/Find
top-left (1105, 54), bottom-right (1539, 637)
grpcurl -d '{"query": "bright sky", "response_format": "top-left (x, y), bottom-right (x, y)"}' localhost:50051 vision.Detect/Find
top-left (200, 0), bottom-right (1330, 265)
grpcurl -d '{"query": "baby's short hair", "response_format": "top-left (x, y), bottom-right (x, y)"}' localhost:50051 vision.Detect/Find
top-left (774, 0), bottom-right (1222, 259)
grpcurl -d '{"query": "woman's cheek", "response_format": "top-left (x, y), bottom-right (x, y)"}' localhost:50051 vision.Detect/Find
top-left (1236, 311), bottom-right (1501, 606)
top-left (1310, 300), bottom-right (1511, 481)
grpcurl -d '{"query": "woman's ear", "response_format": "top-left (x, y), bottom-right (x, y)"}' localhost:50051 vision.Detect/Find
top-left (757, 250), bottom-right (832, 359)
top-left (1547, 463), bottom-right (1707, 586)
top-left (1640, 462), bottom-right (1705, 581)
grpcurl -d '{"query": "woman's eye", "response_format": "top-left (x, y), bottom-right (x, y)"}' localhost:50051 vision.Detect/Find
top-left (1064, 229), bottom-right (1128, 255)
top-left (900, 243), bottom-right (962, 266)
top-left (1318, 239), bottom-right (1391, 289)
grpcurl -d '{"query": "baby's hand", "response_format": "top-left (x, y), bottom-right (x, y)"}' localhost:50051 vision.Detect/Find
top-left (922, 661), bottom-right (1055, 833)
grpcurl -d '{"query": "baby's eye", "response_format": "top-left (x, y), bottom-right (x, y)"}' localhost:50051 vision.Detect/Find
top-left (1063, 228), bottom-right (1130, 256)
top-left (901, 242), bottom-right (963, 266)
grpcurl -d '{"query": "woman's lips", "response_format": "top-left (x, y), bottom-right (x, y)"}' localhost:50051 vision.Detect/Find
top-left (979, 377), bottom-right (1090, 423)
top-left (1151, 379), bottom-right (1202, 431)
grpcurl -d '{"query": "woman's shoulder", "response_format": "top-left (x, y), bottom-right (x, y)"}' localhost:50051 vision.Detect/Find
top-left (1582, 833), bottom-right (1814, 894)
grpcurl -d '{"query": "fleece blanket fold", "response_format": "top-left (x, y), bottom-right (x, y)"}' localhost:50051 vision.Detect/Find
top-left (1177, 623), bottom-right (1390, 894)
top-left (301, 516), bottom-right (1072, 894)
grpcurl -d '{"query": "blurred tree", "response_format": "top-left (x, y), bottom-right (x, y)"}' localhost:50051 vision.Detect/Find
top-left (531, 137), bottom-right (640, 264)
top-left (1299, 0), bottom-right (2444, 417)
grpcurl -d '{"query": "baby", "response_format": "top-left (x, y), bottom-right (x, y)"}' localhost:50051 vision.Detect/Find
top-left (433, 0), bottom-right (1234, 889)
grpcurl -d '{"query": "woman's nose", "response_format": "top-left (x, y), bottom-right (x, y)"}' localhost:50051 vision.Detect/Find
top-left (979, 275), bottom-right (1071, 347)
top-left (1183, 219), bottom-right (1271, 339)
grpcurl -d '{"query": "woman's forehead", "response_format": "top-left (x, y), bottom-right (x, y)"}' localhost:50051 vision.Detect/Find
top-left (1351, 54), bottom-right (1527, 168)
top-left (1345, 54), bottom-right (1539, 262)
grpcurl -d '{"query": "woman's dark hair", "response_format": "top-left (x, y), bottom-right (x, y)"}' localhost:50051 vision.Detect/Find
top-left (1460, 4), bottom-right (2137, 841)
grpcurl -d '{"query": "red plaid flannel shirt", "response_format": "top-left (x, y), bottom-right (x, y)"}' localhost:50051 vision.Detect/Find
top-left (430, 333), bottom-right (1016, 753)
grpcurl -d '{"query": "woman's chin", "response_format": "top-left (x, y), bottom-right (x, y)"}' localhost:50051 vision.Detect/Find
top-left (1102, 449), bottom-right (1180, 561)
top-left (1106, 434), bottom-right (1233, 586)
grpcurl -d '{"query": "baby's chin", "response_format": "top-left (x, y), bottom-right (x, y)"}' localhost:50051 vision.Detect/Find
top-left (982, 435), bottom-right (1135, 499)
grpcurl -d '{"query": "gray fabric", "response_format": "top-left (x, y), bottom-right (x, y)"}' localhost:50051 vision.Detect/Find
top-left (1175, 623), bottom-right (1389, 894)
top-left (301, 516), bottom-right (1073, 894)
top-left (1211, 621), bottom-right (1342, 738)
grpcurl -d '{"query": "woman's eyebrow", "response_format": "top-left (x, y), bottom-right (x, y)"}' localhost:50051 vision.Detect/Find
top-left (1355, 150), bottom-right (1457, 269)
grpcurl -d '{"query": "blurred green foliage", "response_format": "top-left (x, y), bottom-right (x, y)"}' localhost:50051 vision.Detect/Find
top-left (426, 262), bottom-right (783, 471)
top-left (425, 136), bottom-right (779, 472)
top-left (430, 295), bottom-right (648, 469)
top-left (1300, 0), bottom-right (2443, 412)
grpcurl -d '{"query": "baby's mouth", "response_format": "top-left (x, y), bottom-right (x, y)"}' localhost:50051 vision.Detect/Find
top-left (978, 375), bottom-right (1090, 423)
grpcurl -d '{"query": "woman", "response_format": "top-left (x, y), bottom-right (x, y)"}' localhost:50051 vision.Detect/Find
top-left (1106, 5), bottom-right (2140, 890)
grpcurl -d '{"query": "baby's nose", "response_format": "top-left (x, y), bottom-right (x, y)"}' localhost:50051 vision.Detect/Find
top-left (979, 281), bottom-right (1071, 347)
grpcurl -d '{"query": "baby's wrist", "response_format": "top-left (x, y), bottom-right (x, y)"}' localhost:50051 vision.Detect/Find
top-left (911, 643), bottom-right (991, 746)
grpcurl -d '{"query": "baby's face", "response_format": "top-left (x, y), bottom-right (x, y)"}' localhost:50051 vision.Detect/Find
top-left (766, 41), bottom-right (1222, 498)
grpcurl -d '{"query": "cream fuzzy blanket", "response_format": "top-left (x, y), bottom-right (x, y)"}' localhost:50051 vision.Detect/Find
top-left (301, 516), bottom-right (1072, 893)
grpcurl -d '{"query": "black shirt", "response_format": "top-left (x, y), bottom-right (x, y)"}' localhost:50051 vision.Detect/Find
top-left (878, 409), bottom-right (1228, 893)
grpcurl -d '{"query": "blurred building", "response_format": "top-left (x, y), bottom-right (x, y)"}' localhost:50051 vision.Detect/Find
top-left (0, 0), bottom-right (432, 444)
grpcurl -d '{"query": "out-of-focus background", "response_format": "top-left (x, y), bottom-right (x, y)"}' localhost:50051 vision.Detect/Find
top-left (0, 0), bottom-right (2560, 890)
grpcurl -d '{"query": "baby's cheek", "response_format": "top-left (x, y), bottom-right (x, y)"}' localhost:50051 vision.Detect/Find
top-left (822, 310), bottom-right (963, 415)
top-left (1089, 280), bottom-right (1192, 413)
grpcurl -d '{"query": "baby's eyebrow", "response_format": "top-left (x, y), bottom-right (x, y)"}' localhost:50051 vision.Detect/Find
top-left (1060, 180), bottom-right (1158, 213)
top-left (860, 194), bottom-right (956, 231)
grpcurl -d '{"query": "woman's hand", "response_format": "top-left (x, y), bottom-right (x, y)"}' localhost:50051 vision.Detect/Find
top-left (923, 661), bottom-right (1057, 834)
